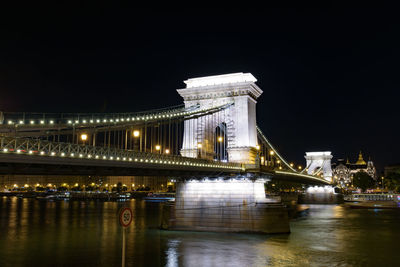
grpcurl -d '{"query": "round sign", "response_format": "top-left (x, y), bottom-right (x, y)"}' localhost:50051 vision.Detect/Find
top-left (119, 207), bottom-right (133, 227)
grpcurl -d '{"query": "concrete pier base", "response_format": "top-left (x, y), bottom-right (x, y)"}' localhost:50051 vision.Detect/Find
top-left (161, 178), bottom-right (290, 234)
top-left (299, 186), bottom-right (343, 204)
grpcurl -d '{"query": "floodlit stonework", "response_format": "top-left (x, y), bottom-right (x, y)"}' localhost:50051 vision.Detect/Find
top-left (162, 177), bottom-right (290, 234)
top-left (304, 152), bottom-right (333, 182)
top-left (177, 73), bottom-right (263, 164)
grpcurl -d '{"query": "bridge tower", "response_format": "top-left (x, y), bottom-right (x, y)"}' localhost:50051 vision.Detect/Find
top-left (305, 151), bottom-right (333, 182)
top-left (177, 73), bottom-right (263, 164)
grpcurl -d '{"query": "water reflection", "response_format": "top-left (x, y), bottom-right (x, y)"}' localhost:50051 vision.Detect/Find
top-left (1, 199), bottom-right (400, 266)
top-left (166, 239), bottom-right (180, 267)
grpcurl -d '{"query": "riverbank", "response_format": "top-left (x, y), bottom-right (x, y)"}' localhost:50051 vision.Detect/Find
top-left (0, 191), bottom-right (151, 200)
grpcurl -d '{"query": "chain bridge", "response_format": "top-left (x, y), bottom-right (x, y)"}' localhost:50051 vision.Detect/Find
top-left (0, 73), bottom-right (329, 185)
top-left (0, 72), bottom-right (334, 233)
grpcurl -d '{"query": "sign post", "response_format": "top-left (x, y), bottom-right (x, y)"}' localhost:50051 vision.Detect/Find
top-left (119, 207), bottom-right (133, 267)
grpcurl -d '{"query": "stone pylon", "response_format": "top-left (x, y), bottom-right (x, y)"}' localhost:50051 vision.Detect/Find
top-left (177, 73), bottom-right (263, 164)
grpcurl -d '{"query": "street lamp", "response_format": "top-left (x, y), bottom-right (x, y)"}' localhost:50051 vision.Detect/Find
top-left (80, 133), bottom-right (88, 145)
top-left (269, 151), bottom-right (275, 166)
top-left (155, 145), bottom-right (161, 153)
top-left (165, 149), bottom-right (170, 154)
top-left (133, 130), bottom-right (140, 152)
top-left (218, 136), bottom-right (223, 142)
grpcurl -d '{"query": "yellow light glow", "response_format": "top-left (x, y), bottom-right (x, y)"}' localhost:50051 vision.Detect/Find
top-left (91, 182), bottom-right (95, 186)
top-left (218, 136), bottom-right (223, 142)
top-left (269, 151), bottom-right (274, 155)
top-left (74, 183), bottom-right (79, 187)
top-left (131, 184), bottom-right (135, 187)
top-left (133, 130), bottom-right (140, 137)
top-left (105, 184), bottom-right (108, 187)
top-left (197, 143), bottom-right (202, 149)
top-left (277, 160), bottom-right (281, 163)
top-left (13, 184), bottom-right (18, 187)
top-left (165, 149), bottom-right (170, 154)
top-left (155, 145), bottom-right (161, 151)
top-left (256, 145), bottom-right (260, 150)
top-left (80, 133), bottom-right (88, 141)
top-left (290, 163), bottom-right (294, 167)
top-left (24, 184), bottom-right (29, 188)
top-left (298, 166), bottom-right (302, 170)
top-left (47, 183), bottom-right (52, 187)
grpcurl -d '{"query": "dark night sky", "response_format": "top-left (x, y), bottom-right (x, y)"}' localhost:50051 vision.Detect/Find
top-left (0, 8), bottom-right (399, 172)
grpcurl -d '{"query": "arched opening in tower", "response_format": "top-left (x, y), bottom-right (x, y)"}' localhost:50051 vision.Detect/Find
top-left (214, 122), bottom-right (228, 162)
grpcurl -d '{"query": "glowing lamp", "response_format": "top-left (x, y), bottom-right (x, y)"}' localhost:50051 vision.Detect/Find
top-left (80, 134), bottom-right (88, 141)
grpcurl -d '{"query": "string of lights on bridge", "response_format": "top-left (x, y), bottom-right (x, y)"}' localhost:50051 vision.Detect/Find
top-left (0, 137), bottom-right (243, 171)
top-left (2, 103), bottom-right (233, 127)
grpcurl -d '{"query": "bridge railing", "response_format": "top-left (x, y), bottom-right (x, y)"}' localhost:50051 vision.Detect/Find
top-left (0, 137), bottom-right (243, 171)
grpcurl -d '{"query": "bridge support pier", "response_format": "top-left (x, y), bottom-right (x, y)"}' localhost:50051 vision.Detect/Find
top-left (299, 186), bottom-right (343, 204)
top-left (161, 177), bottom-right (290, 234)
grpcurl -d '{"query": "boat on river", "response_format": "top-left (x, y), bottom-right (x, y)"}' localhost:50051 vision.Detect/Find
top-left (344, 193), bottom-right (400, 209)
top-left (144, 192), bottom-right (175, 202)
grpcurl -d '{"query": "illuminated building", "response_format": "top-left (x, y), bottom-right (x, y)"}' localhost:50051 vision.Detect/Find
top-left (332, 151), bottom-right (376, 187)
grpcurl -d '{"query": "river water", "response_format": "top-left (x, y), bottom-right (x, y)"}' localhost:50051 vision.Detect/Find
top-left (0, 197), bottom-right (399, 267)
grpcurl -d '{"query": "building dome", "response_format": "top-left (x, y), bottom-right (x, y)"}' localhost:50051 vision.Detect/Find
top-left (355, 151), bottom-right (367, 165)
